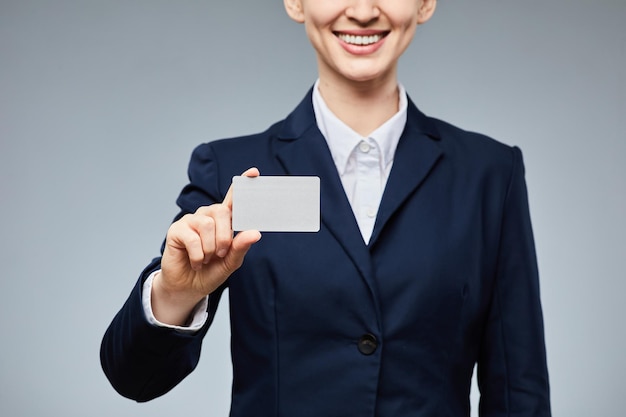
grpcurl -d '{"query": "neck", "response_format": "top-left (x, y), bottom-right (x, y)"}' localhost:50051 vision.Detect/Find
top-left (317, 72), bottom-right (400, 137)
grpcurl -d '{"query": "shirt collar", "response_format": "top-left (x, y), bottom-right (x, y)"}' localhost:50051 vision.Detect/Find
top-left (312, 79), bottom-right (408, 175)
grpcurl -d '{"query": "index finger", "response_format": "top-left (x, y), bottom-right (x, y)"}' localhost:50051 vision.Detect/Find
top-left (224, 167), bottom-right (260, 209)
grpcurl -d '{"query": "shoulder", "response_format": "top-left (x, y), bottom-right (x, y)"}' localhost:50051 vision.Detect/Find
top-left (188, 89), bottom-right (316, 176)
top-left (192, 120), bottom-right (284, 159)
top-left (425, 115), bottom-right (522, 177)
top-left (189, 114), bottom-right (290, 171)
top-left (184, 118), bottom-right (292, 195)
top-left (405, 97), bottom-right (519, 167)
top-left (413, 113), bottom-right (529, 217)
top-left (432, 117), bottom-right (512, 152)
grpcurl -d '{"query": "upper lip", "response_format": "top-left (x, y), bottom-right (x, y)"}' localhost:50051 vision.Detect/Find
top-left (333, 29), bottom-right (390, 37)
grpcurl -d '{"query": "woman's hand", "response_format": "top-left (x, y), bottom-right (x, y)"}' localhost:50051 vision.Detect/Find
top-left (151, 167), bottom-right (262, 325)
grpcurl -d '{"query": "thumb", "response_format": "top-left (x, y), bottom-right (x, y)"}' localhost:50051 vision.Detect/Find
top-left (222, 230), bottom-right (262, 274)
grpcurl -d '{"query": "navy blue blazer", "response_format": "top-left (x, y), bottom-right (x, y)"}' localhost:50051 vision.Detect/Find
top-left (101, 89), bottom-right (551, 416)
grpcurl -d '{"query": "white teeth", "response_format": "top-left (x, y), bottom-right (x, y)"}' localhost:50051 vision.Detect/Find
top-left (337, 33), bottom-right (383, 46)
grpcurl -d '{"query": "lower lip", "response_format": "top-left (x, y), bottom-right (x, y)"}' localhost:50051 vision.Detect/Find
top-left (337, 36), bottom-right (386, 56)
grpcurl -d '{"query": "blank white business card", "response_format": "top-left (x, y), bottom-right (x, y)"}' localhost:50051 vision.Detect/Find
top-left (232, 176), bottom-right (320, 232)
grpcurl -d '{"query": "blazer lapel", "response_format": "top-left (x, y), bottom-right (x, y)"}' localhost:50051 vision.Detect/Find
top-left (369, 101), bottom-right (444, 246)
top-left (271, 92), bottom-right (444, 313)
top-left (273, 91), bottom-right (377, 302)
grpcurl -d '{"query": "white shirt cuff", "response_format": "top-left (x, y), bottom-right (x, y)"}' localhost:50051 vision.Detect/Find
top-left (142, 270), bottom-right (209, 333)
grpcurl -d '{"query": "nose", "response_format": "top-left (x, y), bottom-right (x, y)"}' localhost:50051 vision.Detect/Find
top-left (345, 0), bottom-right (381, 25)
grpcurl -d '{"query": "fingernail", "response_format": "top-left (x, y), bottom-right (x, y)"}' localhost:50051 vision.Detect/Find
top-left (217, 249), bottom-right (227, 257)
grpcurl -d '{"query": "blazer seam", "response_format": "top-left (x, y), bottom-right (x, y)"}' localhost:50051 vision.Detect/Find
top-left (492, 146), bottom-right (519, 416)
top-left (273, 283), bottom-right (280, 417)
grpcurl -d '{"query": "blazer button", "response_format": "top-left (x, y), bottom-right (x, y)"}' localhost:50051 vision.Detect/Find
top-left (357, 333), bottom-right (378, 355)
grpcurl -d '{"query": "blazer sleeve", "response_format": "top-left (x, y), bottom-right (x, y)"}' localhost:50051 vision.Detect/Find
top-left (100, 143), bottom-right (228, 402)
top-left (477, 147), bottom-right (551, 416)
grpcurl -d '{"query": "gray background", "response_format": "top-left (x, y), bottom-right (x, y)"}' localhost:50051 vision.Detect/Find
top-left (1, 0), bottom-right (624, 416)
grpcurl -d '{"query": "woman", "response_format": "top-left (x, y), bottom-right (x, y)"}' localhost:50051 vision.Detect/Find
top-left (101, 1), bottom-right (551, 415)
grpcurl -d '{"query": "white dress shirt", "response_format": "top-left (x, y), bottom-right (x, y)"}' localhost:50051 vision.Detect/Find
top-left (144, 81), bottom-right (408, 330)
top-left (312, 79), bottom-right (407, 243)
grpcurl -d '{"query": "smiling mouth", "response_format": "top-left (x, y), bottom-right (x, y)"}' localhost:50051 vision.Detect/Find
top-left (335, 32), bottom-right (388, 46)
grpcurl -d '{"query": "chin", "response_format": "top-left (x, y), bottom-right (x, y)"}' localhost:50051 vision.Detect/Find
top-left (341, 68), bottom-right (391, 85)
